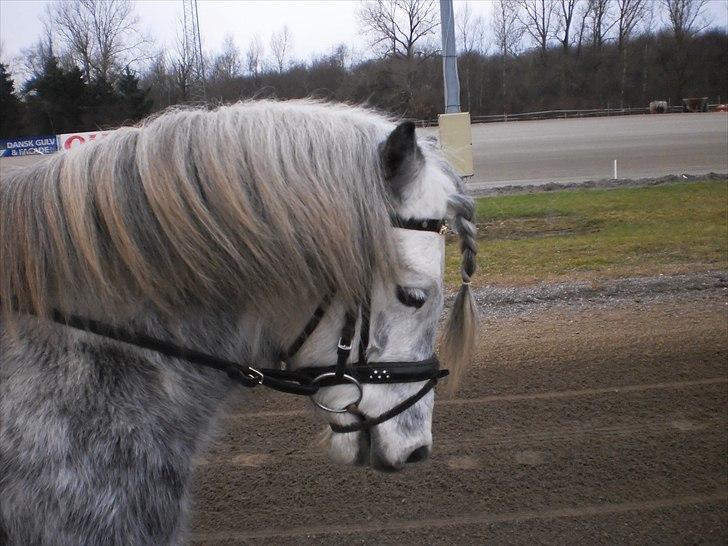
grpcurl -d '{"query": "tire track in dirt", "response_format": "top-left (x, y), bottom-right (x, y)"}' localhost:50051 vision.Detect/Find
top-left (191, 384), bottom-right (726, 534)
top-left (190, 492), bottom-right (727, 543)
top-left (217, 377), bottom-right (727, 421)
top-left (196, 378), bottom-right (728, 464)
top-left (197, 378), bottom-right (726, 467)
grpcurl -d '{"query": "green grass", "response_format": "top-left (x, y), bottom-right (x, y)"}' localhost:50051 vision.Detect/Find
top-left (445, 180), bottom-right (728, 287)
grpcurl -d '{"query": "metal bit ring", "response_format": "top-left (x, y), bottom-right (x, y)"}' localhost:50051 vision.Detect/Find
top-left (311, 373), bottom-right (363, 413)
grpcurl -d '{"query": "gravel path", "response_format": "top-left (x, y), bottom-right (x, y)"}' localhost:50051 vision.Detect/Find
top-left (464, 270), bottom-right (728, 318)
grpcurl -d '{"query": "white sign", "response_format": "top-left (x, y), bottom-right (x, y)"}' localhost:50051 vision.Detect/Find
top-left (57, 130), bottom-right (113, 151)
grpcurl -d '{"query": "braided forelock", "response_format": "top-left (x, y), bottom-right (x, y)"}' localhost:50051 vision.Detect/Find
top-left (440, 191), bottom-right (478, 394)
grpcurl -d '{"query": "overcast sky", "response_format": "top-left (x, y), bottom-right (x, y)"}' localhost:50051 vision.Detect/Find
top-left (1, 0), bottom-right (457, 69)
top-left (1, 0), bottom-right (727, 77)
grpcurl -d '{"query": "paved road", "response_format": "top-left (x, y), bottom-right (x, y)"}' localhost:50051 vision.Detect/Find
top-left (461, 113), bottom-right (727, 190)
top-left (189, 289), bottom-right (727, 544)
top-left (4, 113), bottom-right (727, 190)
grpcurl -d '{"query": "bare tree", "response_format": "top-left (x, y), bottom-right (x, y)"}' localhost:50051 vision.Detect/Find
top-left (456, 1), bottom-right (486, 54)
top-left (45, 2), bottom-right (93, 82)
top-left (615, 0), bottom-right (646, 52)
top-left (16, 23), bottom-right (57, 81)
top-left (245, 35), bottom-right (264, 77)
top-left (143, 50), bottom-right (176, 108)
top-left (269, 25), bottom-right (293, 73)
top-left (46, 0), bottom-right (149, 83)
top-left (357, 0), bottom-right (439, 59)
top-left (639, 2), bottom-right (657, 102)
top-left (210, 34), bottom-right (241, 81)
top-left (492, 0), bottom-right (523, 112)
top-left (455, 2), bottom-right (486, 112)
top-left (584, 0), bottom-right (615, 50)
top-left (328, 43), bottom-right (351, 69)
top-left (573, 1), bottom-right (589, 54)
top-left (171, 27), bottom-right (195, 100)
top-left (662, 0), bottom-right (709, 100)
top-left (615, 0), bottom-right (648, 107)
top-left (493, 0), bottom-right (523, 58)
top-left (357, 0), bottom-right (439, 115)
top-left (555, 0), bottom-right (578, 51)
top-left (662, 0), bottom-right (709, 40)
top-left (516, 0), bottom-right (557, 57)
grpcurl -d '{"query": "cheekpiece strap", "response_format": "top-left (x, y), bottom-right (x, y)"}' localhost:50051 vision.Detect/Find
top-left (335, 310), bottom-right (357, 378)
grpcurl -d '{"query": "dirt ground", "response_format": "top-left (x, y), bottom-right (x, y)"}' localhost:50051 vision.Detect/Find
top-left (188, 273), bottom-right (728, 545)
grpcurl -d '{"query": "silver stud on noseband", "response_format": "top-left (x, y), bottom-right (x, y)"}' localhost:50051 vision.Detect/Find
top-left (311, 373), bottom-right (364, 413)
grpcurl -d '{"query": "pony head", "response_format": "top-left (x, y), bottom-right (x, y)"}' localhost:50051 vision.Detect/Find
top-left (287, 118), bottom-right (477, 471)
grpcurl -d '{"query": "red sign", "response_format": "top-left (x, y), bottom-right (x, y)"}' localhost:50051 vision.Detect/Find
top-left (57, 130), bottom-right (113, 151)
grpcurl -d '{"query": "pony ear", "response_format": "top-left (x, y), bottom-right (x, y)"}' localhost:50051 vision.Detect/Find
top-left (380, 121), bottom-right (420, 196)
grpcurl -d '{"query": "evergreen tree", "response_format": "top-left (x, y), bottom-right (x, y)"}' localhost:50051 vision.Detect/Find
top-left (24, 57), bottom-right (88, 134)
top-left (116, 67), bottom-right (152, 123)
top-left (0, 63), bottom-right (25, 138)
top-left (86, 75), bottom-right (117, 128)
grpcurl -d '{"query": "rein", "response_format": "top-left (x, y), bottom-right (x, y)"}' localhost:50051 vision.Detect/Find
top-left (17, 216), bottom-right (449, 434)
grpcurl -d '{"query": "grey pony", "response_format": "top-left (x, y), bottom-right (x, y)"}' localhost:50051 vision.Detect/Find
top-left (0, 100), bottom-right (476, 545)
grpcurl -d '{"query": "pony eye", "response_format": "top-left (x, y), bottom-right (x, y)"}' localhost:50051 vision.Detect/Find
top-left (396, 286), bottom-right (428, 309)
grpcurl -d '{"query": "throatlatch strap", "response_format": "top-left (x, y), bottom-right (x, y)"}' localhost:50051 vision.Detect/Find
top-left (282, 295), bottom-right (332, 360)
top-left (48, 310), bottom-right (319, 396)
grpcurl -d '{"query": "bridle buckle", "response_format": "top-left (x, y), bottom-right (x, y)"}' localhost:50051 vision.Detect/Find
top-left (337, 338), bottom-right (353, 351)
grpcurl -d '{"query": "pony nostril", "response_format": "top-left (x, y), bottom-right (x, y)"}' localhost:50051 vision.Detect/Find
top-left (405, 445), bottom-right (430, 464)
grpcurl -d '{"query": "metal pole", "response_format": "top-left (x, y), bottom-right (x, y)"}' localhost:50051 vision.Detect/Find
top-left (194, 0), bottom-right (205, 80)
top-left (193, 0), bottom-right (206, 101)
top-left (182, 0), bottom-right (206, 102)
top-left (439, 0), bottom-right (460, 113)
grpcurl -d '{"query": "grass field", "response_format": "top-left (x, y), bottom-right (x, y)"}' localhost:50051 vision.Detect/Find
top-left (445, 180), bottom-right (728, 287)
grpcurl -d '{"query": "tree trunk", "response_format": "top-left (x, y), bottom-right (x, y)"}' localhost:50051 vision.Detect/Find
top-left (502, 54), bottom-right (508, 114)
top-left (620, 45), bottom-right (628, 109)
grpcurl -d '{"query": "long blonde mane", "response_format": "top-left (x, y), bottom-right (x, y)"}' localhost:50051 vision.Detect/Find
top-left (1, 99), bottom-right (477, 391)
top-left (1, 100), bottom-right (398, 320)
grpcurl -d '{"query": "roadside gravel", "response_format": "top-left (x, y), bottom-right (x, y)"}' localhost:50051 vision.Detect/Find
top-left (467, 172), bottom-right (727, 198)
top-left (446, 270), bottom-right (728, 319)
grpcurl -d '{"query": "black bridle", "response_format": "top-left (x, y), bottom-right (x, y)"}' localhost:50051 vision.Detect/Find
top-left (39, 216), bottom-right (449, 434)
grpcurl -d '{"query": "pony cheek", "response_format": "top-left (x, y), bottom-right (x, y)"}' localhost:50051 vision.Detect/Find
top-left (396, 230), bottom-right (445, 280)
